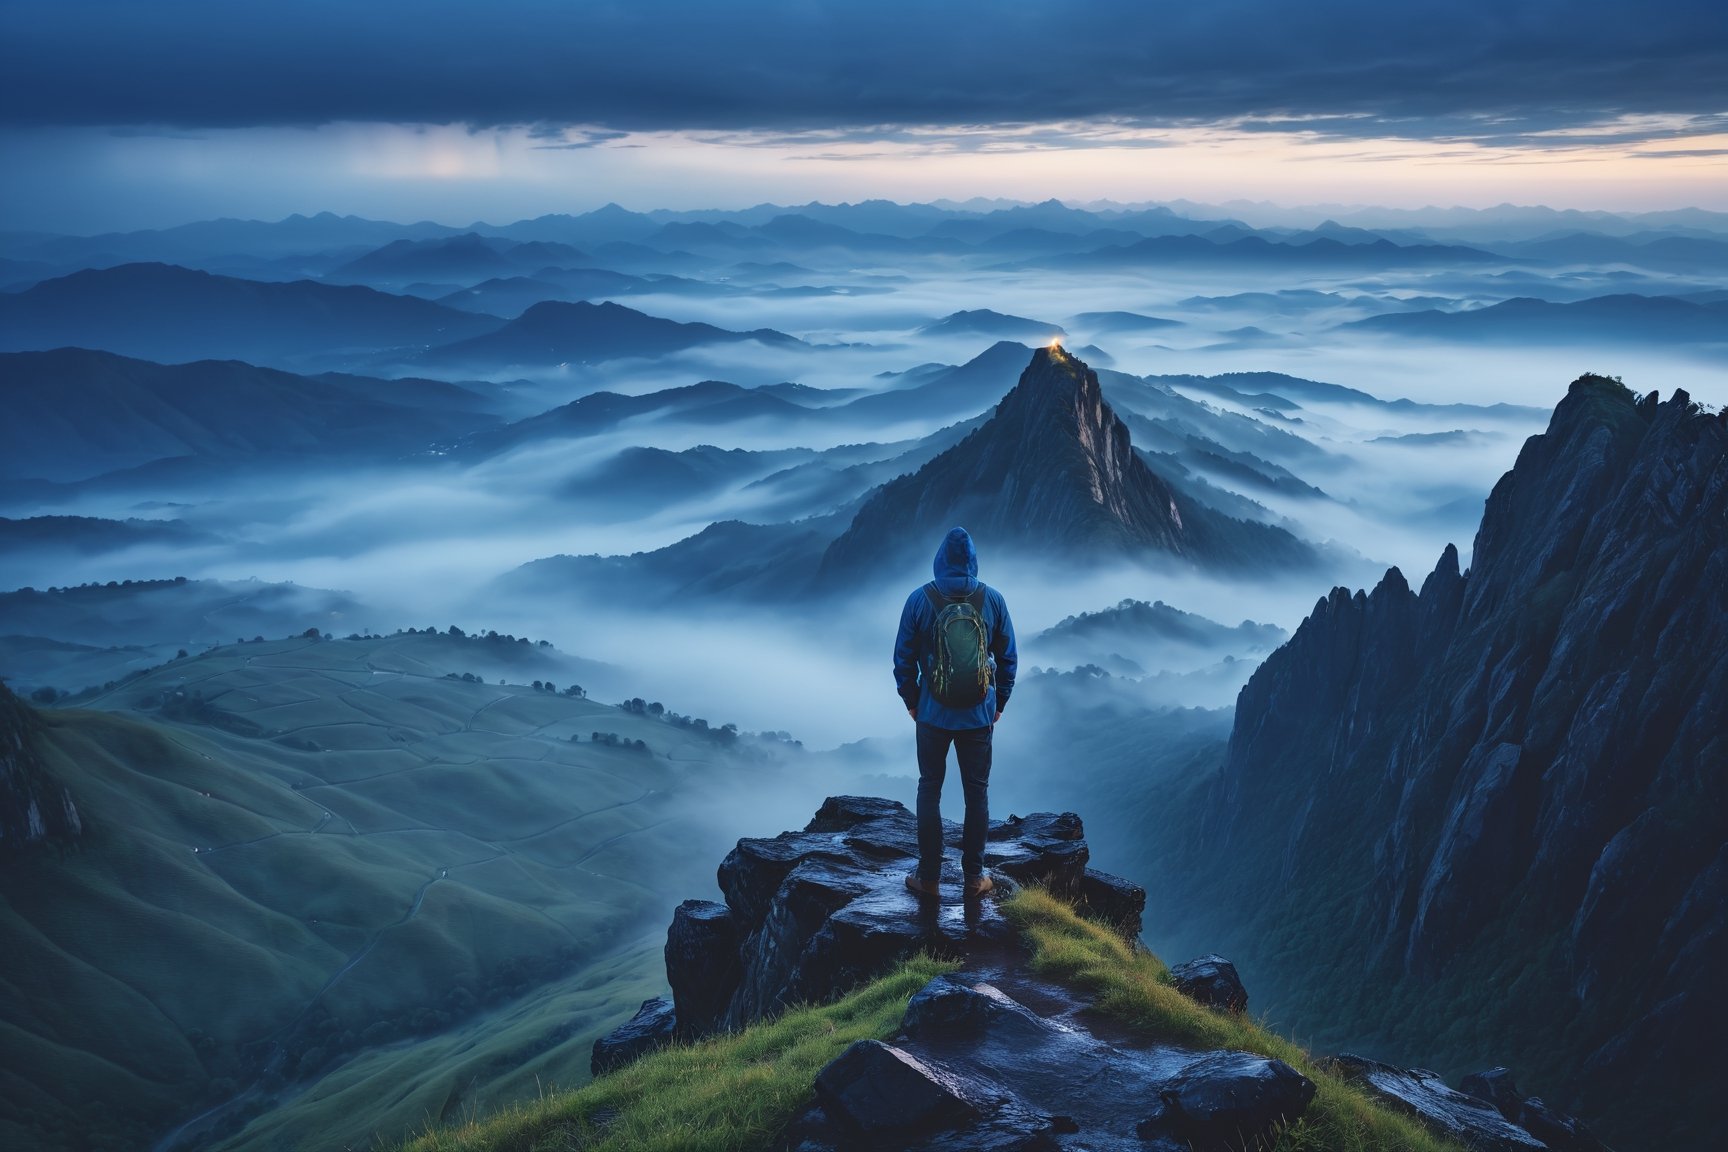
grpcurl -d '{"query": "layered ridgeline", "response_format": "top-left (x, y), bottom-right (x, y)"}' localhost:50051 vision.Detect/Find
top-left (821, 346), bottom-right (1314, 580)
top-left (1157, 376), bottom-right (1724, 1148)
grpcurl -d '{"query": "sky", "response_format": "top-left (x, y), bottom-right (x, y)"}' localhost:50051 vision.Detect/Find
top-left (2, 0), bottom-right (1726, 232)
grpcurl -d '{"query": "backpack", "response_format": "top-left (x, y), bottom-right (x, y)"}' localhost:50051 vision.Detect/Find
top-left (923, 582), bottom-right (991, 709)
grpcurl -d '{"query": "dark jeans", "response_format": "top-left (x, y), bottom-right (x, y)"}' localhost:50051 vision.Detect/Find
top-left (915, 721), bottom-right (993, 881)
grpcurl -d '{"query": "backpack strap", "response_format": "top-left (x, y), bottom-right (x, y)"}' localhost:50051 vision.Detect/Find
top-left (922, 582), bottom-right (944, 613)
top-left (924, 581), bottom-right (986, 610)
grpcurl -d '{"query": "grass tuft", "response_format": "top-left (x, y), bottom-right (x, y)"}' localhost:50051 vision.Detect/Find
top-left (394, 954), bottom-right (957, 1152)
top-left (1003, 887), bottom-right (1465, 1152)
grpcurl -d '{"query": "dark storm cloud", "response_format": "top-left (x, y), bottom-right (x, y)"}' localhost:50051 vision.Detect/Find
top-left (1, 1), bottom-right (1723, 142)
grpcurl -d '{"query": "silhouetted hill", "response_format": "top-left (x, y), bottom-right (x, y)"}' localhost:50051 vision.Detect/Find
top-left (1342, 293), bottom-right (1728, 344)
top-left (820, 347), bottom-right (1316, 580)
top-left (1066, 310), bottom-right (1186, 334)
top-left (568, 445), bottom-right (817, 508)
top-left (839, 340), bottom-right (1032, 422)
top-left (1037, 598), bottom-right (1288, 653)
top-left (421, 300), bottom-right (804, 368)
top-left (0, 263), bottom-right (502, 366)
top-left (328, 232), bottom-right (521, 283)
top-left (918, 309), bottom-right (1066, 342)
top-left (0, 349), bottom-right (497, 481)
top-left (459, 379), bottom-right (819, 459)
top-left (1164, 375), bottom-right (1727, 1147)
top-left (509, 514), bottom-right (847, 602)
top-left (0, 515), bottom-right (215, 554)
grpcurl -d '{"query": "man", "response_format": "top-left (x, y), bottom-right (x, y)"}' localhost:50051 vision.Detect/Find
top-left (893, 526), bottom-right (1017, 898)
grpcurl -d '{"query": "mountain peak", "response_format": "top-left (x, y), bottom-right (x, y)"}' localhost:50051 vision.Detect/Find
top-left (820, 347), bottom-right (1312, 578)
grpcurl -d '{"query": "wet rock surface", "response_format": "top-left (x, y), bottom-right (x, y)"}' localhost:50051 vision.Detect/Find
top-left (665, 898), bottom-right (742, 1039)
top-left (1138, 1050), bottom-right (1315, 1152)
top-left (789, 973), bottom-right (1314, 1151)
top-left (1169, 953), bottom-right (1249, 1014)
top-left (594, 795), bottom-right (1142, 1071)
top-left (589, 996), bottom-right (674, 1077)
top-left (1328, 1053), bottom-right (1553, 1152)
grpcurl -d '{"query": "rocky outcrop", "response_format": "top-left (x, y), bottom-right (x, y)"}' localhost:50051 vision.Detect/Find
top-left (819, 346), bottom-right (1313, 580)
top-left (592, 796), bottom-right (1143, 1070)
top-left (1329, 1054), bottom-right (1549, 1152)
top-left (0, 682), bottom-right (81, 858)
top-left (1329, 1054), bottom-right (1608, 1152)
top-left (1182, 376), bottom-right (1725, 1145)
top-left (788, 973), bottom-right (1314, 1151)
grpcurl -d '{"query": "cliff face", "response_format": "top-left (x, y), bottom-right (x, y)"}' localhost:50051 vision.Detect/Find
top-left (820, 346), bottom-right (1313, 579)
top-left (1196, 376), bottom-right (1726, 1145)
top-left (0, 683), bottom-right (81, 857)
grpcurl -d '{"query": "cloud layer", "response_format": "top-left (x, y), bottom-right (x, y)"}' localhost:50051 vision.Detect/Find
top-left (3, 1), bottom-right (1724, 142)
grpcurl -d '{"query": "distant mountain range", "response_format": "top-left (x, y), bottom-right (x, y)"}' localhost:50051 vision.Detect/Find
top-left (327, 232), bottom-right (592, 285)
top-left (10, 201), bottom-right (1728, 277)
top-left (1342, 293), bottom-right (1728, 344)
top-left (1029, 233), bottom-right (1501, 271)
top-left (0, 263), bottom-right (502, 367)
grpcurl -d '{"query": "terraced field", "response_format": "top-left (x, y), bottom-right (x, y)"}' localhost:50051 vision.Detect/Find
top-left (0, 633), bottom-right (790, 1152)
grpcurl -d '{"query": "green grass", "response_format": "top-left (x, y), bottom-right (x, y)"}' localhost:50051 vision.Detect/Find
top-left (0, 634), bottom-right (795, 1152)
top-left (1003, 888), bottom-right (1465, 1152)
top-left (396, 955), bottom-right (958, 1152)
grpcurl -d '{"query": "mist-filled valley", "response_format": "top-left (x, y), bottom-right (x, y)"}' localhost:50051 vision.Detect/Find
top-left (3, 196), bottom-right (1724, 1152)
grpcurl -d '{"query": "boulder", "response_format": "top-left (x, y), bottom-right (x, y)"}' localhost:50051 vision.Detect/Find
top-left (1460, 1066), bottom-right (1522, 1119)
top-left (902, 975), bottom-right (1056, 1043)
top-left (1137, 1050), bottom-right (1316, 1151)
top-left (1075, 867), bottom-right (1146, 935)
top-left (1170, 954), bottom-right (1249, 1013)
top-left (590, 996), bottom-right (674, 1077)
top-left (665, 899), bottom-right (742, 1039)
top-left (1328, 1053), bottom-right (1546, 1151)
top-left (812, 1039), bottom-right (984, 1134)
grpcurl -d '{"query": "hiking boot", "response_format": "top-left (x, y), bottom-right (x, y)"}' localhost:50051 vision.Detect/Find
top-left (963, 873), bottom-right (995, 897)
top-left (905, 873), bottom-right (941, 898)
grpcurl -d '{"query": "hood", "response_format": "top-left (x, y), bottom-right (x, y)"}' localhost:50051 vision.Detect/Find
top-left (932, 527), bottom-right (979, 596)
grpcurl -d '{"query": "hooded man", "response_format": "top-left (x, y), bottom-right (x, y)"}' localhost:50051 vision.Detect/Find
top-left (893, 526), bottom-right (1018, 898)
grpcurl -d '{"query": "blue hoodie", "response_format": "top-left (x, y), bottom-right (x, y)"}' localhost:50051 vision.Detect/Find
top-left (893, 527), bottom-right (1018, 729)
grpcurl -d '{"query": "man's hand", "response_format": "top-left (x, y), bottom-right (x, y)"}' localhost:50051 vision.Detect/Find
top-left (907, 708), bottom-right (917, 721)
top-left (994, 711), bottom-right (1003, 724)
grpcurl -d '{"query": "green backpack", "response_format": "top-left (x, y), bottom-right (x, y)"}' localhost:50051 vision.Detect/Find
top-left (923, 583), bottom-right (991, 708)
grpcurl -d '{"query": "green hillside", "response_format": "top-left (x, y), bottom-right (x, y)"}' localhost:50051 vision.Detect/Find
top-left (0, 632), bottom-right (798, 1152)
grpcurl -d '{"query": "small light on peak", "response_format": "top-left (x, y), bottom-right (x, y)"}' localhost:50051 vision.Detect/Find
top-left (1049, 336), bottom-right (1064, 351)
